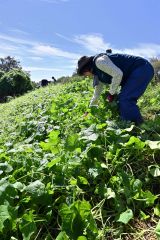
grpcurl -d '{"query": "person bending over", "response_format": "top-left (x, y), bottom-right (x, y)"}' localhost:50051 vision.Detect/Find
top-left (77, 51), bottom-right (154, 125)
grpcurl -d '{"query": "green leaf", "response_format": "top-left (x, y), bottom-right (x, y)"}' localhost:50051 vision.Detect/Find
top-left (123, 125), bottom-right (135, 132)
top-left (0, 182), bottom-right (18, 205)
top-left (100, 163), bottom-right (108, 168)
top-left (81, 133), bottom-right (98, 141)
top-left (88, 168), bottom-right (99, 178)
top-left (73, 200), bottom-right (98, 235)
top-left (25, 180), bottom-right (45, 197)
top-left (78, 176), bottom-right (89, 185)
top-left (50, 102), bottom-right (57, 113)
top-left (19, 212), bottom-right (36, 240)
top-left (59, 200), bottom-right (98, 239)
top-left (117, 209), bottom-right (133, 224)
top-left (104, 187), bottom-right (116, 199)
top-left (77, 237), bottom-right (88, 240)
top-left (40, 142), bottom-right (52, 151)
top-left (87, 133), bottom-right (99, 141)
top-left (148, 165), bottom-right (160, 177)
top-left (65, 134), bottom-right (79, 150)
top-left (69, 178), bottom-right (77, 186)
top-left (125, 136), bottom-right (145, 149)
top-left (142, 190), bottom-right (157, 206)
top-left (47, 157), bottom-right (61, 168)
top-left (154, 205), bottom-right (160, 217)
top-left (0, 153), bottom-right (10, 161)
top-left (132, 179), bottom-right (142, 193)
top-left (49, 130), bottom-right (60, 145)
top-left (139, 210), bottom-right (150, 220)
top-left (81, 125), bottom-right (99, 142)
top-left (12, 182), bottom-right (24, 191)
top-left (55, 231), bottom-right (69, 240)
top-left (0, 205), bottom-right (11, 232)
top-left (146, 140), bottom-right (160, 149)
top-left (59, 204), bottom-right (75, 237)
top-left (40, 141), bottom-right (59, 154)
top-left (0, 162), bottom-right (13, 174)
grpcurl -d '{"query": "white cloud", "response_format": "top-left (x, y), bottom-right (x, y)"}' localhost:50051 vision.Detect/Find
top-left (30, 45), bottom-right (80, 59)
top-left (74, 34), bottom-right (111, 53)
top-left (0, 33), bottom-right (39, 46)
top-left (0, 33), bottom-right (79, 80)
top-left (9, 28), bottom-right (29, 36)
top-left (27, 56), bottom-right (44, 61)
top-left (121, 43), bottom-right (160, 58)
top-left (55, 33), bottom-right (74, 42)
top-left (23, 66), bottom-right (61, 71)
top-left (74, 33), bottom-right (160, 59)
top-left (0, 33), bottom-right (80, 59)
top-left (0, 43), bottom-right (18, 52)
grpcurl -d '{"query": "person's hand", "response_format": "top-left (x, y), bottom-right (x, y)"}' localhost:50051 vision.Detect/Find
top-left (107, 93), bottom-right (115, 102)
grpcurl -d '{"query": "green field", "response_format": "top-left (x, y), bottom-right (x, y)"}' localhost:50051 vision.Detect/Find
top-left (0, 77), bottom-right (160, 240)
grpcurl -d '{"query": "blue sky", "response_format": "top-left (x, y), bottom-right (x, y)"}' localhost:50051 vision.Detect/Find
top-left (0, 0), bottom-right (160, 82)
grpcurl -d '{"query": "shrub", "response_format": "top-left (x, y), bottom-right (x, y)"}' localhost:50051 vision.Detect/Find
top-left (0, 68), bottom-right (33, 98)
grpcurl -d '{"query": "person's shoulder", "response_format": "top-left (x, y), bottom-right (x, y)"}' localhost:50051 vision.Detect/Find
top-left (94, 53), bottom-right (106, 61)
top-left (95, 53), bottom-right (110, 64)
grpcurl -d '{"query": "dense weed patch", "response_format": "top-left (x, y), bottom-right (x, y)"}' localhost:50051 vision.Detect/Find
top-left (0, 79), bottom-right (159, 239)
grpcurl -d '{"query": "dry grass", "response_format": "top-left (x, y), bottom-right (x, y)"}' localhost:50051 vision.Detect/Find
top-left (122, 218), bottom-right (158, 240)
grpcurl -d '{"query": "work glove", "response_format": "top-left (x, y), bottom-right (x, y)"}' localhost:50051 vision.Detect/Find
top-left (107, 93), bottom-right (115, 102)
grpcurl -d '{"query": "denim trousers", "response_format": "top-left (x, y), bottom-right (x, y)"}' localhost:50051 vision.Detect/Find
top-left (118, 62), bottom-right (154, 124)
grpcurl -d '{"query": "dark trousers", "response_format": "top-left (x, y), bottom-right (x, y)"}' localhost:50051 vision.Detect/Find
top-left (118, 62), bottom-right (154, 124)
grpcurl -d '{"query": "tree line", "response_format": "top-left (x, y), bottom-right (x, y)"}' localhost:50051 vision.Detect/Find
top-left (0, 56), bottom-right (33, 102)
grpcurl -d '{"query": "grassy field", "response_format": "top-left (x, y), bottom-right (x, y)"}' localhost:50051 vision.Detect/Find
top-left (0, 78), bottom-right (160, 240)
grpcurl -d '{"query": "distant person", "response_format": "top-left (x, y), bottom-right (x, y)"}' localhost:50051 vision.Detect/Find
top-left (41, 79), bottom-right (50, 87)
top-left (52, 76), bottom-right (57, 83)
top-left (77, 51), bottom-right (154, 125)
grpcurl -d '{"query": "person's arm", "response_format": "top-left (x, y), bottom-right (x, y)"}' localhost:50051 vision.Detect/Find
top-left (89, 80), bottom-right (104, 107)
top-left (95, 55), bottom-right (123, 95)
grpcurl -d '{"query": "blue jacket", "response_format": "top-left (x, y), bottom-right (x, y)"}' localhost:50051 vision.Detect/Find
top-left (92, 53), bottom-right (148, 85)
